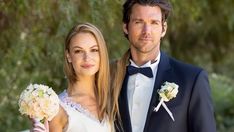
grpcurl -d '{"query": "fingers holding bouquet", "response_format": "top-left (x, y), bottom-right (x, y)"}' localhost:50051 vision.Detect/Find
top-left (30, 118), bottom-right (49, 132)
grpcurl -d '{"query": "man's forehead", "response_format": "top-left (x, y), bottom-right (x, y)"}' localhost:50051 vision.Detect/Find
top-left (130, 4), bottom-right (162, 20)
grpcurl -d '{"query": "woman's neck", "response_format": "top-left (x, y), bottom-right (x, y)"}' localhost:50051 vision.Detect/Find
top-left (67, 76), bottom-right (100, 120)
top-left (68, 76), bottom-right (96, 98)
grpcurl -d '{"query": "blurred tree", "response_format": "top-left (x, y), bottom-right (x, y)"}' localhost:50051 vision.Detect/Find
top-left (210, 74), bottom-right (234, 132)
top-left (168, 0), bottom-right (234, 75)
top-left (0, 0), bottom-right (234, 131)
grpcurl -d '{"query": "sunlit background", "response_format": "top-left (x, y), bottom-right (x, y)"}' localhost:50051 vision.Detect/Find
top-left (0, 0), bottom-right (233, 131)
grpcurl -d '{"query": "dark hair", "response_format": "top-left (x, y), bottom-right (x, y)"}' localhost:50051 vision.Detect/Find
top-left (123, 0), bottom-right (172, 24)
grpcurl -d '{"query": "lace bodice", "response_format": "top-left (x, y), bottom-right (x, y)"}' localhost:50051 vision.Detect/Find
top-left (59, 90), bottom-right (111, 132)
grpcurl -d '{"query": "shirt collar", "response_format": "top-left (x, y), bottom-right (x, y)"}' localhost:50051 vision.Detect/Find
top-left (129, 52), bottom-right (160, 67)
top-left (129, 52), bottom-right (161, 75)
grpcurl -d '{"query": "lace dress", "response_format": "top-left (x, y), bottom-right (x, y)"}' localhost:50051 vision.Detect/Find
top-left (59, 90), bottom-right (111, 132)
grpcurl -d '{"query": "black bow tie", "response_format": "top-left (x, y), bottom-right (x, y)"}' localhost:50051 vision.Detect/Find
top-left (127, 65), bottom-right (153, 78)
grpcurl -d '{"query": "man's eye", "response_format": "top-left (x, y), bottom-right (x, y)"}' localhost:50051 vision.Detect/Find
top-left (135, 21), bottom-right (141, 24)
top-left (152, 21), bottom-right (160, 25)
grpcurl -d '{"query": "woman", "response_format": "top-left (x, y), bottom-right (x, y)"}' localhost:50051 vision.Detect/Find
top-left (32, 23), bottom-right (113, 132)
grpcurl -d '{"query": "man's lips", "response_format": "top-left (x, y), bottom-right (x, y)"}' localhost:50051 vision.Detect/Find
top-left (140, 37), bottom-right (152, 41)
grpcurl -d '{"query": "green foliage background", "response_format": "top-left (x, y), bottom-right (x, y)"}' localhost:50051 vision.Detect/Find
top-left (0, 0), bottom-right (233, 131)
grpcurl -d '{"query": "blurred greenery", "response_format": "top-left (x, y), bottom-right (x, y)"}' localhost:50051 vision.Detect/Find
top-left (0, 0), bottom-right (233, 131)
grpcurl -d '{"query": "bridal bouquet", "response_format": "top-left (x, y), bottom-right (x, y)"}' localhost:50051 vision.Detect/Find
top-left (18, 84), bottom-right (60, 122)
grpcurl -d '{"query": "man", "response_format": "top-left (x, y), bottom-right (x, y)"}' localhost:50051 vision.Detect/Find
top-left (110, 0), bottom-right (216, 132)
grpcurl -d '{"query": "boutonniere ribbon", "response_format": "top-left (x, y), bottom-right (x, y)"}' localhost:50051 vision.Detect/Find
top-left (154, 81), bottom-right (179, 121)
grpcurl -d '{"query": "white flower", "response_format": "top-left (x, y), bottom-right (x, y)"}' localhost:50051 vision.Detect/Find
top-left (18, 84), bottom-right (60, 121)
top-left (154, 82), bottom-right (179, 121)
top-left (158, 82), bottom-right (179, 102)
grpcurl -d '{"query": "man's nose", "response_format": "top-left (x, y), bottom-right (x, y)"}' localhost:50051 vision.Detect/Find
top-left (142, 24), bottom-right (151, 34)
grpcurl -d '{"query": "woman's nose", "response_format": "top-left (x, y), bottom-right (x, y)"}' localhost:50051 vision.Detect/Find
top-left (83, 52), bottom-right (91, 61)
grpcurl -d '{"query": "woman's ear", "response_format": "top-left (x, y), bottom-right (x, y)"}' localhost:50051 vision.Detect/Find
top-left (66, 50), bottom-right (72, 63)
top-left (123, 23), bottom-right (128, 35)
top-left (161, 22), bottom-right (167, 38)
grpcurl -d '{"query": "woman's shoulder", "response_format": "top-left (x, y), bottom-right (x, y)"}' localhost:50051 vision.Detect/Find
top-left (58, 90), bottom-right (67, 99)
top-left (58, 90), bottom-right (71, 105)
top-left (47, 90), bottom-right (69, 131)
top-left (49, 105), bottom-right (68, 131)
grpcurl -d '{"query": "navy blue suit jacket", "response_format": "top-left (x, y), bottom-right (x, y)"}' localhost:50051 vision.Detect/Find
top-left (115, 52), bottom-right (216, 132)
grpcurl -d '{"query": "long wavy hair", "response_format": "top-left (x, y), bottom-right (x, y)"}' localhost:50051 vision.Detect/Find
top-left (110, 50), bottom-right (130, 131)
top-left (63, 23), bottom-right (110, 122)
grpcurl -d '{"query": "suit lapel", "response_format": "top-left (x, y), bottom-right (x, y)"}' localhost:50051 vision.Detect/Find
top-left (143, 52), bottom-right (172, 132)
top-left (119, 73), bottom-right (132, 132)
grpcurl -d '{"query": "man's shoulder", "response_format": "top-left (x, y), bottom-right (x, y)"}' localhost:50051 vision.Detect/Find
top-left (167, 55), bottom-right (203, 74)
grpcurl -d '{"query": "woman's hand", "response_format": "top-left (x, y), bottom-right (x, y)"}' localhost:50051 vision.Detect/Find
top-left (30, 118), bottom-right (49, 132)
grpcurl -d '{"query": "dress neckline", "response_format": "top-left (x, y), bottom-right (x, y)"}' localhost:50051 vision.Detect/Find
top-left (60, 90), bottom-right (107, 125)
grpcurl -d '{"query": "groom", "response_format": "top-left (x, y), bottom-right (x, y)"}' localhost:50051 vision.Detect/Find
top-left (111, 0), bottom-right (216, 132)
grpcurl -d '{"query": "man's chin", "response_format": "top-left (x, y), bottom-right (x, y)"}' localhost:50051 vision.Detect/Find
top-left (138, 48), bottom-right (156, 54)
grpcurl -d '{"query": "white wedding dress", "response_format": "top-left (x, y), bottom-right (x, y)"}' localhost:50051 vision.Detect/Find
top-left (59, 90), bottom-right (111, 132)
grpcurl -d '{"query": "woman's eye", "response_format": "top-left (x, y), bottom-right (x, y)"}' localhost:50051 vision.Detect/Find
top-left (91, 49), bottom-right (99, 52)
top-left (74, 50), bottom-right (82, 53)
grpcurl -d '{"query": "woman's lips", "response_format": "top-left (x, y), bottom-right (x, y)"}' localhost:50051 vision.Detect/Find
top-left (81, 64), bottom-right (94, 69)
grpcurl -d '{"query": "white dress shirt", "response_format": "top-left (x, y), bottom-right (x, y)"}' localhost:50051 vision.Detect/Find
top-left (127, 52), bottom-right (160, 132)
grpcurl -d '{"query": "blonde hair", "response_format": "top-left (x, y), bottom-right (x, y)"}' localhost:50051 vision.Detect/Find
top-left (110, 50), bottom-right (130, 131)
top-left (64, 23), bottom-right (110, 121)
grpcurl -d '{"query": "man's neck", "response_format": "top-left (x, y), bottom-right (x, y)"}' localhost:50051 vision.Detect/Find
top-left (130, 49), bottom-right (159, 66)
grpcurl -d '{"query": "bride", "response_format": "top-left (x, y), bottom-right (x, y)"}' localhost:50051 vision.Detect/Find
top-left (31, 23), bottom-right (113, 132)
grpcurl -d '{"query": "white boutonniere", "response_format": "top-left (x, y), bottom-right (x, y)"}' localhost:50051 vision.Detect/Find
top-left (154, 81), bottom-right (179, 121)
